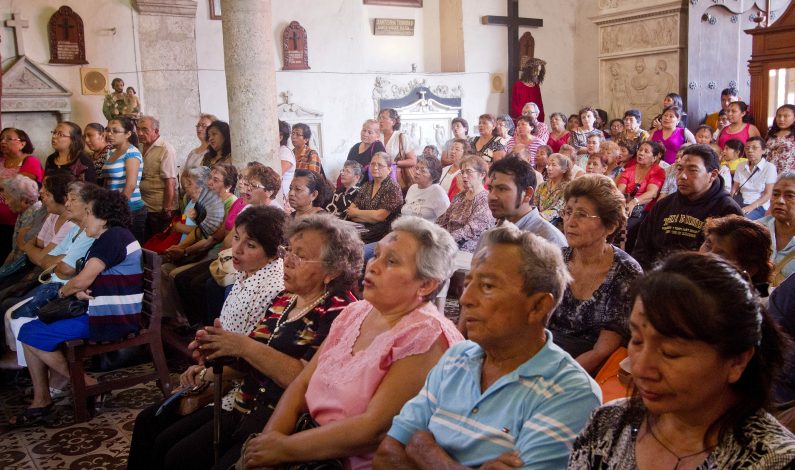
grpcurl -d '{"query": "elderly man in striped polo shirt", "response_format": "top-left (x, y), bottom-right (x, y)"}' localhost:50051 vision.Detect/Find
top-left (374, 225), bottom-right (602, 470)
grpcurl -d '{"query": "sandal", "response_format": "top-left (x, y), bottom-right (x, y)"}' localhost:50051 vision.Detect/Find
top-left (8, 403), bottom-right (55, 428)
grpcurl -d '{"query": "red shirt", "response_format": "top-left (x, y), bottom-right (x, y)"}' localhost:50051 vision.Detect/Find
top-left (510, 81), bottom-right (545, 121)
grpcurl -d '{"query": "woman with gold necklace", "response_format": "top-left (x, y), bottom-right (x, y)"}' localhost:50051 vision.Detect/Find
top-left (129, 212), bottom-right (362, 469)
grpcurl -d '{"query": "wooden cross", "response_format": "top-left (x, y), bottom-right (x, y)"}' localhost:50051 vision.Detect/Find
top-left (481, 0), bottom-right (543, 110)
top-left (5, 12), bottom-right (29, 57)
top-left (58, 17), bottom-right (75, 40)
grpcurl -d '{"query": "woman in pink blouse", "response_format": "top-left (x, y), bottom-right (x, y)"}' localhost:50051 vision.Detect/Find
top-left (241, 216), bottom-right (464, 470)
top-left (0, 127), bottom-right (43, 261)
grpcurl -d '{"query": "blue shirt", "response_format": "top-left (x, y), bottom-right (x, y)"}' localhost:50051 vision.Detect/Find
top-left (47, 225), bottom-right (96, 284)
top-left (102, 144), bottom-right (144, 211)
top-left (388, 334), bottom-right (602, 469)
top-left (759, 215), bottom-right (795, 280)
top-left (512, 208), bottom-right (567, 248)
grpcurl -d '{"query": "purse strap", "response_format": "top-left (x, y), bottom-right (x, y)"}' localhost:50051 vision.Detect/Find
top-left (37, 262), bottom-right (59, 284)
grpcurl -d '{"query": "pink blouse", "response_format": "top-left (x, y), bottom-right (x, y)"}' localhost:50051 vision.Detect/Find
top-left (305, 300), bottom-right (463, 470)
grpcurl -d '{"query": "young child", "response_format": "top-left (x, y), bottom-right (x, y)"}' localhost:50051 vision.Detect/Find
top-left (713, 110), bottom-right (730, 141)
top-left (580, 134), bottom-right (603, 169)
top-left (586, 153), bottom-right (609, 175)
top-left (720, 138), bottom-right (747, 176)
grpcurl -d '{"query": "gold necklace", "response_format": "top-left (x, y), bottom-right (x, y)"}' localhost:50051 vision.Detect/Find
top-left (266, 291), bottom-right (328, 346)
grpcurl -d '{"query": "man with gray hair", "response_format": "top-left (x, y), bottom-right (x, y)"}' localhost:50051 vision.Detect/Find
top-left (137, 115), bottom-right (177, 239)
top-left (375, 224), bottom-right (601, 470)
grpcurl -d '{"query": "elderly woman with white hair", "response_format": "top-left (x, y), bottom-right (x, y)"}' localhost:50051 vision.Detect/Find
top-left (240, 216), bottom-right (464, 470)
top-left (522, 102), bottom-right (550, 143)
top-left (0, 175), bottom-right (47, 282)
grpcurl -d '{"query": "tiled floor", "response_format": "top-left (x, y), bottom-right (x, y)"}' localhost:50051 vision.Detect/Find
top-left (0, 363), bottom-right (173, 470)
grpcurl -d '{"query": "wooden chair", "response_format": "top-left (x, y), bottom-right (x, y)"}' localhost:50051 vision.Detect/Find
top-left (63, 249), bottom-right (172, 422)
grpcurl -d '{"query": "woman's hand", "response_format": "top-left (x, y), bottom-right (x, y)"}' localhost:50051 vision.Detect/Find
top-left (164, 245), bottom-right (185, 263)
top-left (179, 364), bottom-right (206, 388)
top-left (626, 198), bottom-right (638, 216)
top-left (742, 204), bottom-right (754, 215)
top-left (15, 226), bottom-right (31, 248)
top-left (74, 289), bottom-right (93, 301)
top-left (186, 208), bottom-right (197, 219)
top-left (243, 431), bottom-right (293, 468)
top-left (195, 318), bottom-right (251, 361)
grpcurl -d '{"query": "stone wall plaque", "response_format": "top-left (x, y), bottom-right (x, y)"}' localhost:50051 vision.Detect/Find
top-left (519, 32), bottom-right (535, 70)
top-left (374, 18), bottom-right (415, 36)
top-left (48, 6), bottom-right (88, 65)
top-left (282, 21), bottom-right (309, 71)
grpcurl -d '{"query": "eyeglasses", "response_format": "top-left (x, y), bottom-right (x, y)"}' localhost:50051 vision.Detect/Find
top-left (370, 163), bottom-right (389, 169)
top-left (51, 131), bottom-right (71, 138)
top-left (238, 180), bottom-right (265, 190)
top-left (561, 208), bottom-right (601, 221)
top-left (280, 247), bottom-right (323, 268)
top-left (0, 138), bottom-right (21, 142)
top-left (195, 124), bottom-right (208, 130)
top-left (104, 128), bottom-right (126, 134)
top-left (461, 169), bottom-right (481, 176)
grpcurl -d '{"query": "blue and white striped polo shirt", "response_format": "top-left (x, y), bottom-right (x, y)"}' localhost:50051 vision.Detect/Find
top-left (102, 144), bottom-right (144, 211)
top-left (388, 333), bottom-right (602, 469)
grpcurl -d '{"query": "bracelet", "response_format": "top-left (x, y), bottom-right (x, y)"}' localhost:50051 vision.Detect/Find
top-left (198, 367), bottom-right (208, 382)
top-left (633, 198), bottom-right (639, 205)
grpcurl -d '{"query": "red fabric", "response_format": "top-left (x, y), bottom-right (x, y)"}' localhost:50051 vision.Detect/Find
top-left (510, 81), bottom-right (545, 121)
top-left (0, 156), bottom-right (43, 225)
top-left (617, 163), bottom-right (666, 212)
top-left (547, 132), bottom-right (570, 153)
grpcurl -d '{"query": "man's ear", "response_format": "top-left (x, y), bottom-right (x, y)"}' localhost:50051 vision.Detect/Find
top-left (525, 291), bottom-right (555, 326)
top-left (523, 187), bottom-right (535, 205)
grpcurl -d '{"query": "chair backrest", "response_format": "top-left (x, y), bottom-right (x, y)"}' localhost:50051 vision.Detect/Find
top-left (141, 249), bottom-right (162, 333)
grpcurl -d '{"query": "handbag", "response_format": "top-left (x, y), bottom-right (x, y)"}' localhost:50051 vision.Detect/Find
top-left (772, 251), bottom-right (795, 288)
top-left (37, 295), bottom-right (88, 324)
top-left (210, 248), bottom-right (237, 287)
top-left (394, 133), bottom-right (414, 192)
top-left (143, 215), bottom-right (183, 254)
top-left (731, 165), bottom-right (760, 208)
top-left (234, 413), bottom-right (344, 470)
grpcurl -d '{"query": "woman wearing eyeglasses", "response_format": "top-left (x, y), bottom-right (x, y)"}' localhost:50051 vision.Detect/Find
top-left (436, 155), bottom-right (495, 252)
top-left (0, 127), bottom-right (43, 261)
top-left (347, 152), bottom-right (403, 244)
top-left (183, 114), bottom-right (217, 175)
top-left (45, 122), bottom-right (96, 184)
top-left (129, 212), bottom-right (361, 469)
top-left (102, 117), bottom-right (146, 241)
top-left (548, 174), bottom-right (642, 374)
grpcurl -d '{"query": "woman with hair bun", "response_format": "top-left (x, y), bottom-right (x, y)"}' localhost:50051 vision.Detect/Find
top-left (568, 252), bottom-right (795, 469)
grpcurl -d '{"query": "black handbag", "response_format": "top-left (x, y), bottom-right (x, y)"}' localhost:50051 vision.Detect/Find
top-left (37, 296), bottom-right (88, 324)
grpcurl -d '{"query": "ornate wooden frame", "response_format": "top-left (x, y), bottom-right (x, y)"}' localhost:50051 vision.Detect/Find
top-left (363, 0), bottom-right (423, 7)
top-left (746, 2), bottom-right (795, 134)
top-left (209, 0), bottom-right (221, 20)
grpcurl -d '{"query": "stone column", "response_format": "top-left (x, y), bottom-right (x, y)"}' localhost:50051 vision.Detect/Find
top-left (221, 0), bottom-right (279, 169)
top-left (133, 0), bottom-right (201, 158)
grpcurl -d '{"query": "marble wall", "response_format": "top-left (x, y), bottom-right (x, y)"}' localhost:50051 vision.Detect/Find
top-left (592, 0), bottom-right (687, 128)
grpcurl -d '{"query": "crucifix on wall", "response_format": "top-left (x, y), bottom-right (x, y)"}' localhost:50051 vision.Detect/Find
top-left (47, 6), bottom-right (88, 65)
top-left (282, 21), bottom-right (310, 71)
top-left (481, 0), bottom-right (543, 110)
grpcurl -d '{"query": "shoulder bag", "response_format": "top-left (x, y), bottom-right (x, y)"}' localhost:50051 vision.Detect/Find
top-left (395, 133), bottom-right (414, 192)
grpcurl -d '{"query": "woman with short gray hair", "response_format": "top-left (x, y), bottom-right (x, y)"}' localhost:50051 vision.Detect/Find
top-left (244, 215), bottom-right (463, 469)
top-left (401, 155), bottom-right (450, 222)
top-left (347, 151), bottom-right (403, 244)
top-left (327, 160), bottom-right (362, 218)
top-left (0, 175), bottom-right (47, 283)
top-left (758, 171), bottom-right (795, 285)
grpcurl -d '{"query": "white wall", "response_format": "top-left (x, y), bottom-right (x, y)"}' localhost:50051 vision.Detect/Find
top-left (1, 0), bottom-right (141, 150)
top-left (2, 0), bottom-right (600, 173)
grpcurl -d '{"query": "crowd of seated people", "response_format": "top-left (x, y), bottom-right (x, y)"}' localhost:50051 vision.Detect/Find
top-left (0, 68), bottom-right (794, 469)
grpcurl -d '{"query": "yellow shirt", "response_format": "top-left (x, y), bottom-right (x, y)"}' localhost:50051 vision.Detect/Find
top-left (721, 157), bottom-right (747, 174)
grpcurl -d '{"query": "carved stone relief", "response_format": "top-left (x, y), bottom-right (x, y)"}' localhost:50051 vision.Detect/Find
top-left (600, 15), bottom-right (678, 55)
top-left (602, 53), bottom-right (679, 128)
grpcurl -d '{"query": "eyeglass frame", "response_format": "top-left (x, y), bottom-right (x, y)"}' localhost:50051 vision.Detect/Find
top-left (560, 207), bottom-right (601, 221)
top-left (279, 246), bottom-right (324, 268)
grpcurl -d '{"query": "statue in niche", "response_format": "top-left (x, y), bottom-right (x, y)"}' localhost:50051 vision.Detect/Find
top-left (653, 60), bottom-right (675, 95)
top-left (103, 77), bottom-right (141, 120)
top-left (608, 63), bottom-right (629, 120)
top-left (519, 32), bottom-right (535, 71)
top-left (629, 59), bottom-right (654, 110)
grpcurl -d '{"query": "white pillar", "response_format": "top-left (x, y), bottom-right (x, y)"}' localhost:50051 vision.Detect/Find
top-left (221, 0), bottom-right (279, 169)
